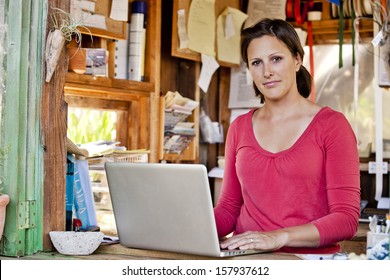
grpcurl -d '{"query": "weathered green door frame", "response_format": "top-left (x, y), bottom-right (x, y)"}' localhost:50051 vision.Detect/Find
top-left (0, 0), bottom-right (47, 256)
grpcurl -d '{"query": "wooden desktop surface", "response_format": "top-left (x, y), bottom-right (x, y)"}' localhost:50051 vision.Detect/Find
top-left (0, 243), bottom-right (301, 260)
top-left (0, 224), bottom-right (369, 260)
top-left (91, 243), bottom-right (302, 260)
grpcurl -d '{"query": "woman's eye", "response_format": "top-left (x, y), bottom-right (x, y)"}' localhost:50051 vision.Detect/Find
top-left (272, 56), bottom-right (282, 62)
top-left (251, 60), bottom-right (261, 66)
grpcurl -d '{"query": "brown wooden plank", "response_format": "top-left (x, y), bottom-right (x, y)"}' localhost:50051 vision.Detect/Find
top-left (116, 110), bottom-right (130, 148)
top-left (64, 96), bottom-right (130, 111)
top-left (42, 0), bottom-right (70, 251)
top-left (64, 83), bottom-right (147, 101)
top-left (218, 67), bottom-right (231, 156)
top-left (145, 0), bottom-right (161, 163)
top-left (65, 72), bottom-right (155, 92)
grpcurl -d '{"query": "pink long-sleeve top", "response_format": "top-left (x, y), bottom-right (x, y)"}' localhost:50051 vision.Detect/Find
top-left (214, 107), bottom-right (361, 254)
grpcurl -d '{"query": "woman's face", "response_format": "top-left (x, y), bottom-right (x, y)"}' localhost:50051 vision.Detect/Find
top-left (247, 35), bottom-right (301, 103)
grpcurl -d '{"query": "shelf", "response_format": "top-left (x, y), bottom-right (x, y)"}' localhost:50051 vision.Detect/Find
top-left (79, 25), bottom-right (127, 41)
top-left (288, 0), bottom-right (374, 44)
top-left (64, 72), bottom-right (155, 101)
top-left (76, 0), bottom-right (128, 40)
top-left (290, 18), bottom-right (374, 44)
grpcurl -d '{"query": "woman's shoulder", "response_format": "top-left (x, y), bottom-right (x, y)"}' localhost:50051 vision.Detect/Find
top-left (230, 109), bottom-right (256, 127)
top-left (316, 106), bottom-right (348, 123)
top-left (314, 106), bottom-right (353, 133)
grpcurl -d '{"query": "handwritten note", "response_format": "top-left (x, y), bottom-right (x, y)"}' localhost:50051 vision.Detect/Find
top-left (198, 54), bottom-right (220, 93)
top-left (217, 7), bottom-right (248, 65)
top-left (228, 60), bottom-right (260, 109)
top-left (188, 0), bottom-right (216, 56)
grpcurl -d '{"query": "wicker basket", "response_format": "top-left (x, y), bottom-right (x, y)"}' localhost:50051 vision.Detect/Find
top-left (104, 153), bottom-right (148, 163)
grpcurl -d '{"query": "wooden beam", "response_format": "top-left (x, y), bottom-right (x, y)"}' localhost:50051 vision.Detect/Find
top-left (41, 0), bottom-right (70, 252)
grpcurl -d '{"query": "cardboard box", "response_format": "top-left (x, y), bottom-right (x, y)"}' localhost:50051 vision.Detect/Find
top-left (68, 48), bottom-right (108, 76)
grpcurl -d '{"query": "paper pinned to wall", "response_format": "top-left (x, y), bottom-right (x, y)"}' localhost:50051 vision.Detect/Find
top-left (244, 0), bottom-right (287, 28)
top-left (110, 0), bottom-right (129, 21)
top-left (198, 54), bottom-right (220, 93)
top-left (70, 0), bottom-right (96, 22)
top-left (228, 60), bottom-right (261, 108)
top-left (216, 7), bottom-right (248, 65)
top-left (177, 9), bottom-right (190, 49)
top-left (79, 0), bottom-right (95, 12)
top-left (82, 12), bottom-right (107, 30)
top-left (188, 0), bottom-right (216, 56)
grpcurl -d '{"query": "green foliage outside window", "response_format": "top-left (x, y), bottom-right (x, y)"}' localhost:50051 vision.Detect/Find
top-left (67, 108), bottom-right (117, 144)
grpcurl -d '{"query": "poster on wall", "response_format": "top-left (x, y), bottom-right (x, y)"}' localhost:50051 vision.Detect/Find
top-left (228, 60), bottom-right (261, 109)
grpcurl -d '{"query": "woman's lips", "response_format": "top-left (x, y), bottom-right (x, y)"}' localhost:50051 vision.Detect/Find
top-left (263, 80), bottom-right (280, 88)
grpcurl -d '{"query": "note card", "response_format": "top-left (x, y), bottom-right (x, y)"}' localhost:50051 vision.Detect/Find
top-left (217, 7), bottom-right (248, 65)
top-left (188, 0), bottom-right (216, 56)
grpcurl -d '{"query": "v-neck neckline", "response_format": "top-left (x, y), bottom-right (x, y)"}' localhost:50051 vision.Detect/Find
top-left (250, 106), bottom-right (328, 157)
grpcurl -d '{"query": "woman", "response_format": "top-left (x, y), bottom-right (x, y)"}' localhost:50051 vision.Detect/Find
top-left (214, 18), bottom-right (360, 254)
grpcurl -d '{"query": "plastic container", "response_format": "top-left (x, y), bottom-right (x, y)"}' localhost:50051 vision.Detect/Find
top-left (128, 1), bottom-right (147, 81)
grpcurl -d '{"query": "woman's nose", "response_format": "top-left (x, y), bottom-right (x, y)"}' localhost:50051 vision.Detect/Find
top-left (263, 66), bottom-right (273, 78)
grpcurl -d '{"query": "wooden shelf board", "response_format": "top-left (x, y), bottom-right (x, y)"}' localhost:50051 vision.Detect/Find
top-left (65, 72), bottom-right (154, 92)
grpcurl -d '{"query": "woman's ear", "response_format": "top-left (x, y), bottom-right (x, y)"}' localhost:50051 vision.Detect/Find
top-left (295, 53), bottom-right (302, 71)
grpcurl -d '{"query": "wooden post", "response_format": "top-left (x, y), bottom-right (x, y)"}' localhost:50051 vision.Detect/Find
top-left (41, 0), bottom-right (70, 251)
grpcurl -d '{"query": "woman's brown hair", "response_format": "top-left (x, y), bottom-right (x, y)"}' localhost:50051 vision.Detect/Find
top-left (241, 18), bottom-right (312, 103)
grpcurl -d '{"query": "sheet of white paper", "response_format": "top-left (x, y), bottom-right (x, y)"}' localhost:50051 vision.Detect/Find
top-left (198, 54), bottom-right (220, 93)
top-left (224, 13), bottom-right (235, 39)
top-left (228, 60), bottom-right (261, 108)
top-left (377, 197), bottom-right (390, 209)
top-left (230, 109), bottom-right (252, 124)
top-left (208, 167), bottom-right (224, 179)
top-left (244, 0), bottom-right (287, 28)
top-left (177, 9), bottom-right (189, 49)
top-left (110, 0), bottom-right (129, 21)
top-left (295, 28), bottom-right (308, 47)
top-left (70, 0), bottom-right (95, 22)
top-left (79, 0), bottom-right (95, 12)
top-left (82, 12), bottom-right (107, 30)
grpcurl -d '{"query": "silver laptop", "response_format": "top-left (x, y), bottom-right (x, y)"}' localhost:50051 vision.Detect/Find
top-left (105, 162), bottom-right (262, 257)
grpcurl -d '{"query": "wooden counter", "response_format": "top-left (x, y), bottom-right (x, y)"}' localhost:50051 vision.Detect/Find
top-left (0, 224), bottom-right (369, 260)
top-left (0, 243), bottom-right (301, 260)
top-left (340, 222), bottom-right (369, 255)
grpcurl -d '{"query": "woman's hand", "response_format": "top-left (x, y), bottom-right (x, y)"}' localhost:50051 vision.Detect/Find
top-left (220, 224), bottom-right (320, 251)
top-left (219, 230), bottom-right (288, 251)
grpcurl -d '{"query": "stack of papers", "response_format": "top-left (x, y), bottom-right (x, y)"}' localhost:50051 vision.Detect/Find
top-left (163, 91), bottom-right (198, 155)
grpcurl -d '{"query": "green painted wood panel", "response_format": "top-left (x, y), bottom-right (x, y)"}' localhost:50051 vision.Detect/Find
top-left (0, 0), bottom-right (46, 257)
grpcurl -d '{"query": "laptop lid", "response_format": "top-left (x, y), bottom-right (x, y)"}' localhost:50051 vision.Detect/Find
top-left (105, 162), bottom-right (225, 257)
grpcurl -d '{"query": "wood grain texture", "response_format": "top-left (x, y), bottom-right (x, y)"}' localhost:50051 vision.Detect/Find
top-left (41, 0), bottom-right (70, 251)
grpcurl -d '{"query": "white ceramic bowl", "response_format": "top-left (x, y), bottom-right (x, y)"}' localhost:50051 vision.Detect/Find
top-left (49, 231), bottom-right (104, 255)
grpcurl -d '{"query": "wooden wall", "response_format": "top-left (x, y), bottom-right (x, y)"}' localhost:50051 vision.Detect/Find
top-left (161, 0), bottom-right (232, 170)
